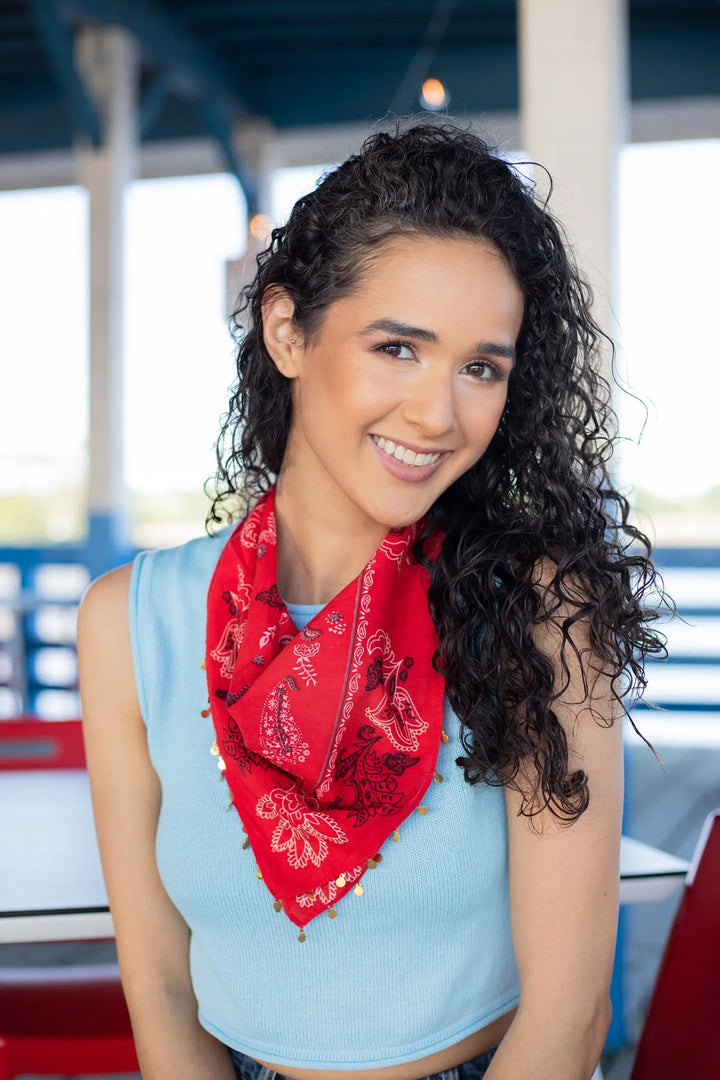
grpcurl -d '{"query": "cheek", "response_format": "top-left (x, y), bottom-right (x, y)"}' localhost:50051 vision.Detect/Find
top-left (293, 358), bottom-right (382, 445)
top-left (317, 359), bottom-right (398, 426)
top-left (459, 392), bottom-right (507, 447)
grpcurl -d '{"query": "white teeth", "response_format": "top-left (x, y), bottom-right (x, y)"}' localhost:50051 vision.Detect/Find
top-left (371, 435), bottom-right (441, 468)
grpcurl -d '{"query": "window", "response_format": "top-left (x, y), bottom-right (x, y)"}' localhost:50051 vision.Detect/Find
top-left (618, 139), bottom-right (720, 546)
top-left (0, 186), bottom-right (88, 544)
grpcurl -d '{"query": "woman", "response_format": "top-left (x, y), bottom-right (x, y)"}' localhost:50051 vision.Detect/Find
top-left (78, 120), bottom-right (669, 1080)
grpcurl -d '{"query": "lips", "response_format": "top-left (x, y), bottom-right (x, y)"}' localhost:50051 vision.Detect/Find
top-left (368, 434), bottom-right (449, 483)
top-left (370, 434), bottom-right (443, 468)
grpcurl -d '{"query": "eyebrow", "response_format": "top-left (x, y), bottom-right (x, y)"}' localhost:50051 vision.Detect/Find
top-left (358, 318), bottom-right (516, 364)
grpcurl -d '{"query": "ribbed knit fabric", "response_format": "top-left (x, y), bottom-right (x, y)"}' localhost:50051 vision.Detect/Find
top-left (128, 529), bottom-right (520, 1070)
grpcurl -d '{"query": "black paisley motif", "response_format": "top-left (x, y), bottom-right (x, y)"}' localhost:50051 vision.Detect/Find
top-left (221, 589), bottom-right (238, 616)
top-left (222, 715), bottom-right (270, 774)
top-left (255, 583), bottom-right (285, 608)
top-left (383, 751), bottom-right (421, 777)
top-left (365, 656), bottom-right (384, 692)
top-left (218, 687), bottom-right (249, 707)
top-left (334, 724), bottom-right (420, 826)
top-left (398, 656), bottom-right (413, 681)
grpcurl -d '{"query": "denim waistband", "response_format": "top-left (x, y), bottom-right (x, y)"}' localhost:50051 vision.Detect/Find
top-left (228, 1041), bottom-right (501, 1080)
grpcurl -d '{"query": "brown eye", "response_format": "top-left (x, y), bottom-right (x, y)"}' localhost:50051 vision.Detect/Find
top-left (464, 360), bottom-right (502, 381)
top-left (375, 340), bottom-right (415, 360)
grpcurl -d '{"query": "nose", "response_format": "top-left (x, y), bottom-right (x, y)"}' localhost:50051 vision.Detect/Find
top-left (400, 368), bottom-right (456, 437)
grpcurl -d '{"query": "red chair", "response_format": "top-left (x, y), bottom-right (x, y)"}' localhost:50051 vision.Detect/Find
top-left (0, 717), bottom-right (138, 1077)
top-left (0, 965), bottom-right (138, 1079)
top-left (630, 809), bottom-right (720, 1080)
top-left (0, 718), bottom-right (86, 770)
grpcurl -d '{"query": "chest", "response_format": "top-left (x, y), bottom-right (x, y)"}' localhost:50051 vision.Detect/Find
top-left (150, 660), bottom-right (510, 937)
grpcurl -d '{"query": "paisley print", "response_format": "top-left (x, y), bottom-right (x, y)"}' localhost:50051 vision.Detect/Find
top-left (335, 724), bottom-right (421, 826)
top-left (205, 486), bottom-right (445, 928)
top-left (256, 785), bottom-right (348, 869)
top-left (363, 630), bottom-right (428, 752)
top-left (258, 677), bottom-right (310, 766)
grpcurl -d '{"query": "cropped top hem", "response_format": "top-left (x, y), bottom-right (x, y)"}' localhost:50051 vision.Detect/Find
top-left (199, 989), bottom-right (521, 1069)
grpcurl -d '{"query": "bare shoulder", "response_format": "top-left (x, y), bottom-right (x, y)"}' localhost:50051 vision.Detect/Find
top-left (79, 562), bottom-right (133, 628)
top-left (77, 562), bottom-right (139, 728)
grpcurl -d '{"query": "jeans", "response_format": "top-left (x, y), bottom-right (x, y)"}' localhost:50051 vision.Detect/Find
top-left (228, 1042), bottom-right (501, 1080)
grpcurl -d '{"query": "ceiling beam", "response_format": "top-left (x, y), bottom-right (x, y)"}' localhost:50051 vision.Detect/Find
top-left (29, 0), bottom-right (101, 146)
top-left (62, 0), bottom-right (257, 205)
top-left (137, 71), bottom-right (170, 137)
top-left (64, 0), bottom-right (247, 105)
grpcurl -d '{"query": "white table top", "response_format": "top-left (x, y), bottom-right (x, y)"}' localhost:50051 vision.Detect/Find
top-left (0, 768), bottom-right (113, 944)
top-left (0, 769), bottom-right (690, 944)
top-left (618, 835), bottom-right (690, 903)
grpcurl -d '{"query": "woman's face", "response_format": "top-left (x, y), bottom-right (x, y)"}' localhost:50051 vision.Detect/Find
top-left (274, 234), bottom-right (524, 532)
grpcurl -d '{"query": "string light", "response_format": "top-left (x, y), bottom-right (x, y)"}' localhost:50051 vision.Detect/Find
top-left (249, 213), bottom-right (273, 241)
top-left (420, 77), bottom-right (449, 111)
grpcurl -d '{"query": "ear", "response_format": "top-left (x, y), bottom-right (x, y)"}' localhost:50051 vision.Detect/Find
top-left (261, 285), bottom-right (303, 378)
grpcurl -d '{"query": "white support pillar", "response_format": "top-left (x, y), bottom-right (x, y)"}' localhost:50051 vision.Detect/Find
top-left (518, 11), bottom-right (628, 1062)
top-left (75, 26), bottom-right (138, 557)
top-left (225, 118), bottom-right (276, 319)
top-left (518, 0), bottom-right (628, 353)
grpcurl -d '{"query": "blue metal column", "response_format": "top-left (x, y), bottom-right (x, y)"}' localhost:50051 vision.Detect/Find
top-left (606, 737), bottom-right (631, 1050)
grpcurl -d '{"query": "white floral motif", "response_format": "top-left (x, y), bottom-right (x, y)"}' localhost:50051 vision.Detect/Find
top-left (256, 786), bottom-right (348, 869)
top-left (294, 862), bottom-right (364, 908)
top-left (209, 618), bottom-right (242, 680)
top-left (293, 640), bottom-right (319, 686)
top-left (325, 611), bottom-right (347, 635)
top-left (379, 531), bottom-right (412, 572)
top-left (296, 879), bottom-right (338, 909)
top-left (239, 503), bottom-right (264, 547)
top-left (234, 566), bottom-right (253, 610)
top-left (209, 567), bottom-right (252, 678)
top-left (240, 503), bottom-right (277, 555)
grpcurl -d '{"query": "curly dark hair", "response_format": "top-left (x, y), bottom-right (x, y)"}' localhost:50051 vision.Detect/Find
top-left (207, 117), bottom-right (673, 824)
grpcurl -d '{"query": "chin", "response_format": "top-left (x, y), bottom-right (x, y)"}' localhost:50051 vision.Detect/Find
top-left (370, 500), bottom-right (434, 531)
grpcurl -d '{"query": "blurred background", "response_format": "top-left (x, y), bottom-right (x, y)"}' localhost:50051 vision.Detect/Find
top-left (0, 2), bottom-right (718, 1076)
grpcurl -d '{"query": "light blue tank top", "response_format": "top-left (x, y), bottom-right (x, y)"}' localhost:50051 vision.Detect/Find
top-left (128, 529), bottom-right (520, 1070)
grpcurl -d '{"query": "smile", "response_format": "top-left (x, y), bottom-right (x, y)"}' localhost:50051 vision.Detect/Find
top-left (370, 434), bottom-right (442, 468)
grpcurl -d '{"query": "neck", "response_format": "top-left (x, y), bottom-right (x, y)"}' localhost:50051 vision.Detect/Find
top-left (273, 475), bottom-right (388, 607)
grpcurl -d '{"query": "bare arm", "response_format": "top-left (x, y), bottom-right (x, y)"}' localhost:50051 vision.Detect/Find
top-left (485, 565), bottom-right (624, 1080)
top-left (78, 564), bottom-right (236, 1080)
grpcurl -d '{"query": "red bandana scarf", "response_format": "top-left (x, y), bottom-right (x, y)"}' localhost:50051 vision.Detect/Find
top-left (205, 486), bottom-right (445, 932)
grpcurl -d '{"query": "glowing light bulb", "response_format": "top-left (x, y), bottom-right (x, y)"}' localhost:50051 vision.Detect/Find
top-left (249, 213), bottom-right (273, 240)
top-left (420, 78), bottom-right (449, 111)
